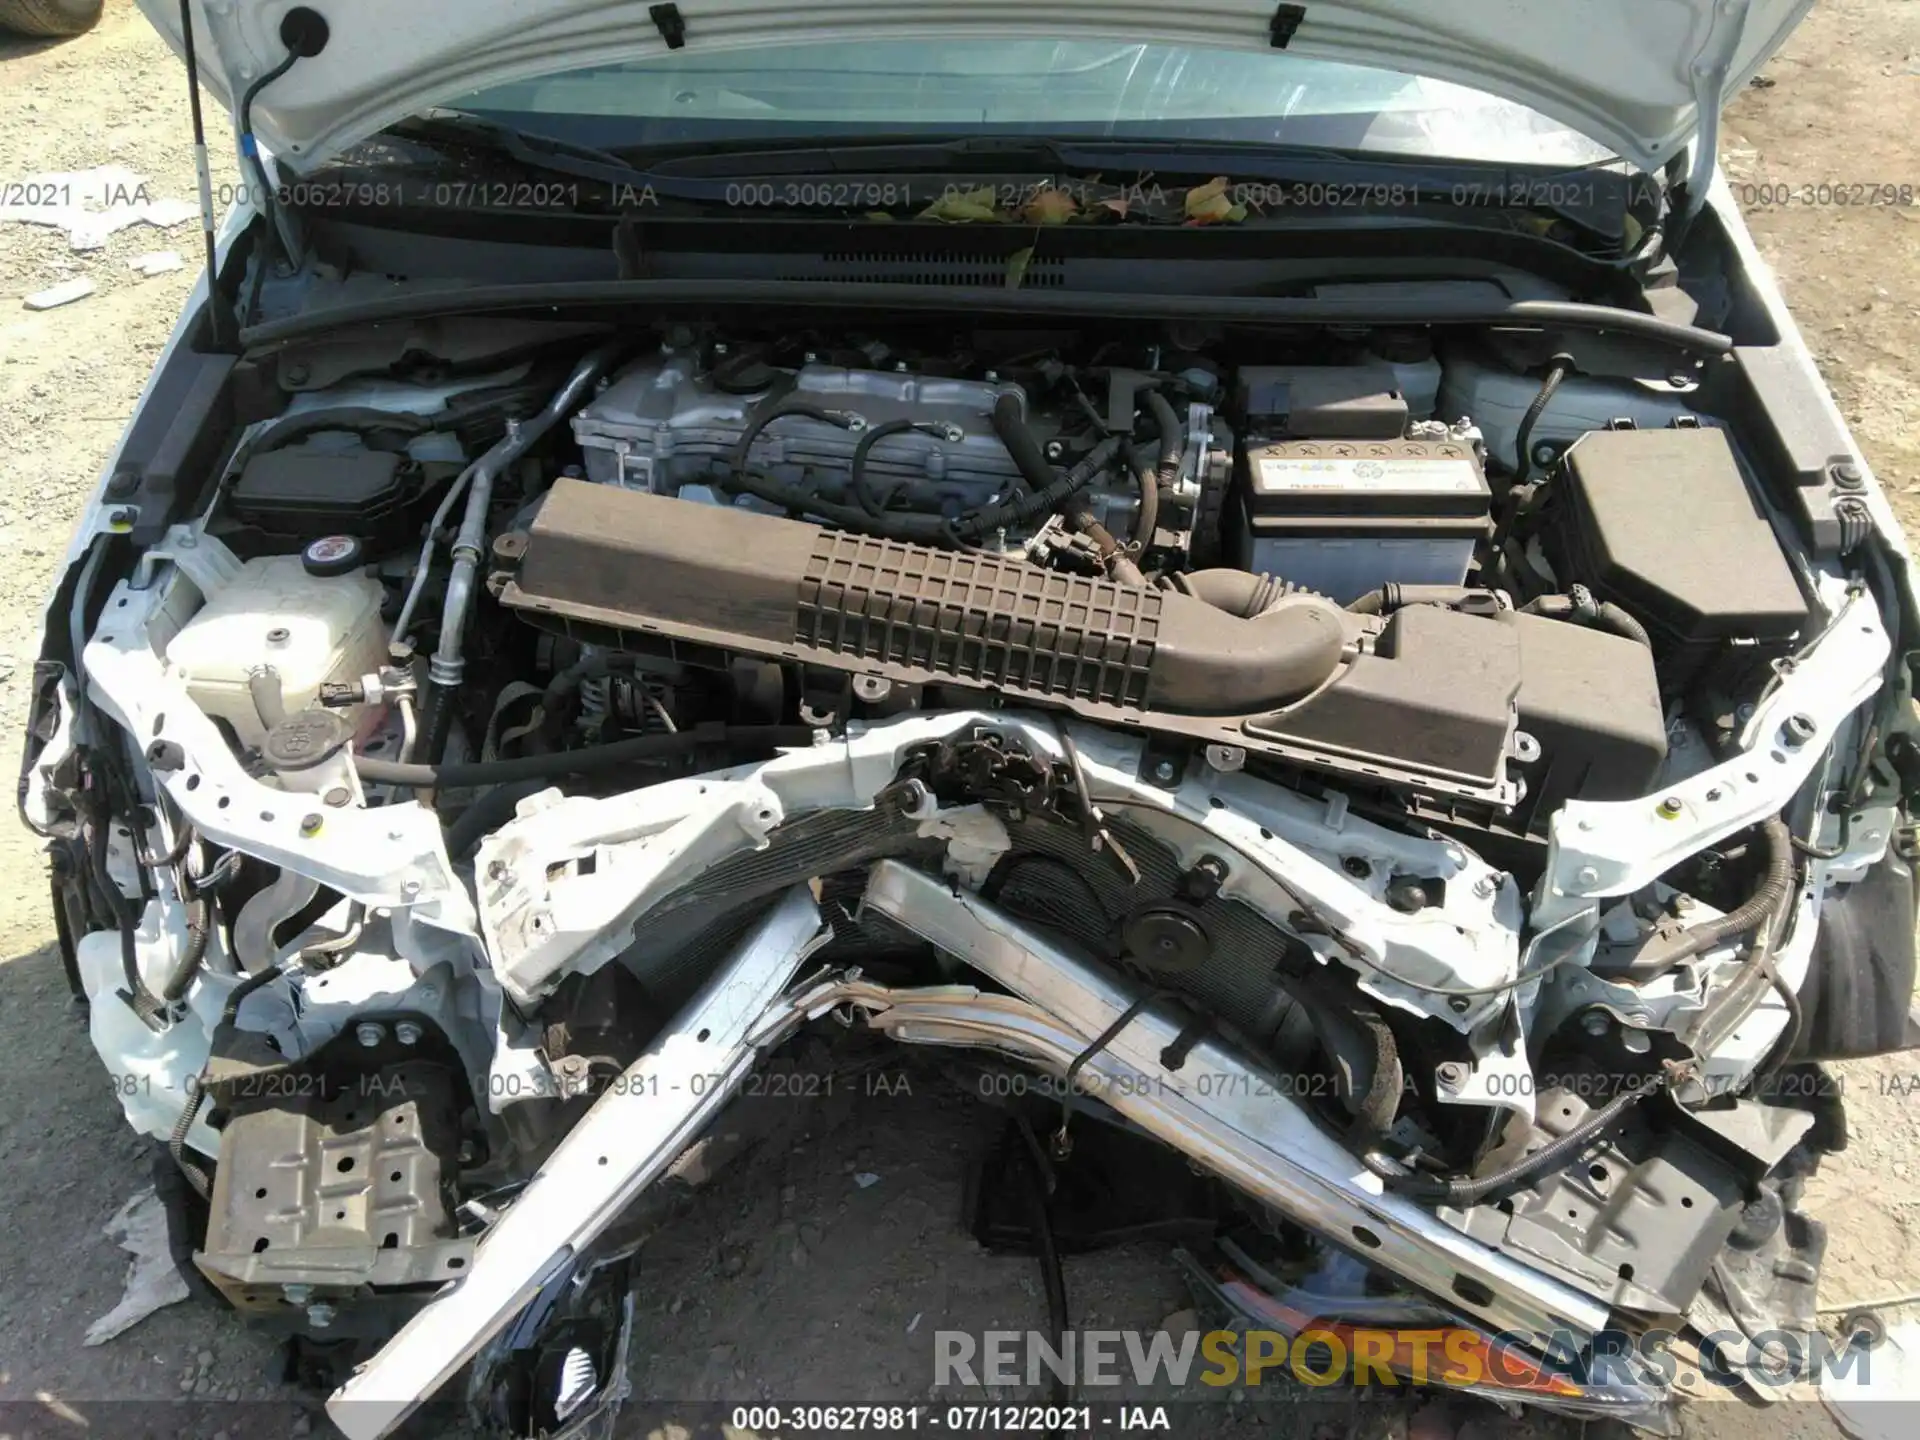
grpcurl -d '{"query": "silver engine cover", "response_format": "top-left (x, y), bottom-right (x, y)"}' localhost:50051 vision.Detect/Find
top-left (571, 352), bottom-right (1050, 512)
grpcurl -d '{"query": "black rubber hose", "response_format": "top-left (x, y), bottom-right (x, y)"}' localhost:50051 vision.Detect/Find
top-left (1138, 388), bottom-right (1182, 549)
top-left (1513, 352), bottom-right (1576, 481)
top-left (1130, 465), bottom-right (1160, 551)
top-left (353, 723), bottom-right (817, 790)
top-left (1519, 590), bottom-right (1653, 648)
top-left (247, 666), bottom-right (286, 732)
top-left (1374, 1070), bottom-right (1669, 1206)
top-left (1618, 817), bottom-right (1794, 978)
top-left (220, 960), bottom-right (287, 1028)
top-left (952, 437), bottom-right (1124, 544)
top-left (1348, 584), bottom-right (1485, 616)
top-left (445, 779), bottom-right (551, 859)
top-left (988, 392), bottom-right (1050, 496)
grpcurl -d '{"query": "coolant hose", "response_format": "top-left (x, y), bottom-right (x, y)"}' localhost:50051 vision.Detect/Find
top-left (1138, 388), bottom-right (1182, 549)
top-left (353, 723), bottom-right (816, 790)
top-left (988, 392), bottom-right (1049, 496)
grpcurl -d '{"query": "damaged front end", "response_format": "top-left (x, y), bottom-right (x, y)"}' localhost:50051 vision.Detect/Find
top-left (20, 213), bottom-right (1920, 1440)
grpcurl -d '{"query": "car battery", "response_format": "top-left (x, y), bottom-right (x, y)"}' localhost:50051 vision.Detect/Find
top-left (1233, 430), bottom-right (1493, 603)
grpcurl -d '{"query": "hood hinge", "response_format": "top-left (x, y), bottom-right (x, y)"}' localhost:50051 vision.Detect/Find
top-left (1269, 3), bottom-right (1307, 48)
top-left (648, 4), bottom-right (688, 50)
top-left (1671, 0), bottom-right (1752, 248)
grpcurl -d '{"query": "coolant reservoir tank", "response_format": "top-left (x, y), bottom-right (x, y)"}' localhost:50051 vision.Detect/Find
top-left (165, 555), bottom-right (386, 750)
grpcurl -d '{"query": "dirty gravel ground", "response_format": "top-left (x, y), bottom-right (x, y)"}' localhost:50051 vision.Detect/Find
top-left (4, 3), bottom-right (1920, 1437)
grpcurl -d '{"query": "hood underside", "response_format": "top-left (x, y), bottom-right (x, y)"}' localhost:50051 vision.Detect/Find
top-left (148, 0), bottom-right (1810, 174)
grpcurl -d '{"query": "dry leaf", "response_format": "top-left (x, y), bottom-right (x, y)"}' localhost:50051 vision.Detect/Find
top-left (1022, 188), bottom-right (1079, 225)
top-left (1005, 246), bottom-right (1035, 290)
top-left (919, 185), bottom-right (1003, 223)
top-left (1098, 196), bottom-right (1133, 219)
top-left (1184, 176), bottom-right (1234, 222)
top-left (863, 210), bottom-right (895, 222)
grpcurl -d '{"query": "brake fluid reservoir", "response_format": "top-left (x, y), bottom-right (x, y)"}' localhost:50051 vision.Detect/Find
top-left (165, 555), bottom-right (386, 750)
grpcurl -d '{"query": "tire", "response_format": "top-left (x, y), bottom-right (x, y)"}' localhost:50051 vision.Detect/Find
top-left (0, 0), bottom-right (104, 38)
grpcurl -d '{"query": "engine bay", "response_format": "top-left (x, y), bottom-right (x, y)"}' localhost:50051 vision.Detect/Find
top-left (31, 307), bottom-right (1914, 1437)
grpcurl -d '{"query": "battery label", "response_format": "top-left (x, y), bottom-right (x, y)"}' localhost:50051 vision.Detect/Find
top-left (1254, 455), bottom-right (1483, 494)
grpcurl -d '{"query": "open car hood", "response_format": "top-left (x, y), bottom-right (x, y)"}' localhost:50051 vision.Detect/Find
top-left (144, 0), bottom-right (1810, 174)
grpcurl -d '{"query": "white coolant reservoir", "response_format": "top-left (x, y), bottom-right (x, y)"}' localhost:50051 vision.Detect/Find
top-left (165, 555), bottom-right (386, 750)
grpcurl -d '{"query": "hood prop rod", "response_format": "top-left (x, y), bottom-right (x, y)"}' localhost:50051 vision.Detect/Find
top-left (176, 0), bottom-right (234, 348)
top-left (1669, 0), bottom-right (1752, 253)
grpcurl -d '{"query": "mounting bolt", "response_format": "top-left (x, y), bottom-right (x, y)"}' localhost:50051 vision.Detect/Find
top-left (1342, 855), bottom-right (1372, 879)
top-left (106, 469), bottom-right (139, 498)
top-left (1832, 461), bottom-right (1865, 491)
top-left (1657, 796), bottom-right (1684, 819)
top-left (486, 859), bottom-right (510, 882)
top-left (394, 1021), bottom-right (422, 1047)
top-left (1575, 865), bottom-right (1600, 886)
top-left (306, 1303), bottom-right (335, 1330)
top-left (1044, 440), bottom-right (1066, 462)
top-left (1783, 713), bottom-right (1817, 747)
top-left (1203, 744), bottom-right (1246, 773)
top-left (1583, 1011), bottom-right (1611, 1037)
top-left (265, 626), bottom-right (290, 645)
top-left (400, 879), bottom-right (423, 902)
top-left (323, 786), bottom-right (351, 808)
top-left (298, 813), bottom-right (323, 838)
top-left (1151, 759), bottom-right (1176, 784)
top-left (1436, 1061), bottom-right (1468, 1089)
top-left (355, 1022), bottom-right (384, 1048)
top-left (282, 1284), bottom-right (313, 1305)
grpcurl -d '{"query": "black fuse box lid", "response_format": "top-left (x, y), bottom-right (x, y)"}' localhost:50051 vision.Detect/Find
top-left (1552, 428), bottom-right (1807, 648)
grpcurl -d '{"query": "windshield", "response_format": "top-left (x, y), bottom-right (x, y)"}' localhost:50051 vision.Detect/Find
top-left (453, 40), bottom-right (1614, 167)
